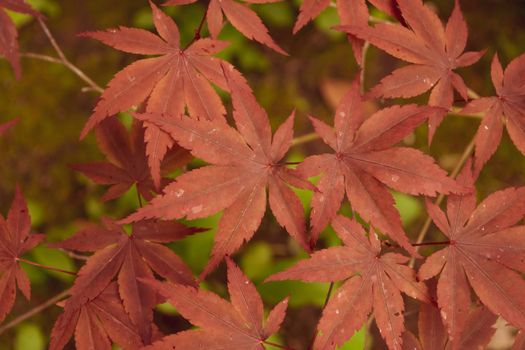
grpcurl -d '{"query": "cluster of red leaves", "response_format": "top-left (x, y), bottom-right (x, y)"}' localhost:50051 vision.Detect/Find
top-left (2, 0), bottom-right (525, 349)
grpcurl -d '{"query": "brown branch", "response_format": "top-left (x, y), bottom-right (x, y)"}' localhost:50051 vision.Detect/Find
top-left (34, 18), bottom-right (104, 93)
top-left (187, 9), bottom-right (208, 47)
top-left (0, 289), bottom-right (70, 335)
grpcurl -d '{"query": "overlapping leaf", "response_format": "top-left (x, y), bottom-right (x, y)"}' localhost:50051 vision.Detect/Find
top-left (267, 215), bottom-right (429, 350)
top-left (0, 0), bottom-right (42, 78)
top-left (50, 219), bottom-right (197, 345)
top-left (50, 282), bottom-right (143, 350)
top-left (124, 66), bottom-right (314, 277)
top-left (420, 161), bottom-right (525, 348)
top-left (297, 79), bottom-right (461, 251)
top-left (80, 1), bottom-right (243, 186)
top-left (163, 0), bottom-right (286, 54)
top-left (0, 187), bottom-right (44, 323)
top-left (462, 53), bottom-right (525, 175)
top-left (337, 0), bottom-right (484, 141)
top-left (402, 301), bottom-right (497, 350)
top-left (73, 118), bottom-right (191, 201)
top-left (143, 258), bottom-right (289, 350)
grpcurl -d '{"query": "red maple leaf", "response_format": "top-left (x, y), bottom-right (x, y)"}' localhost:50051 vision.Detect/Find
top-left (337, 0), bottom-right (485, 141)
top-left (80, 1), bottom-right (243, 186)
top-left (50, 282), bottom-right (144, 350)
top-left (163, 0), bottom-right (286, 54)
top-left (50, 219), bottom-right (198, 344)
top-left (123, 65), bottom-right (315, 278)
top-left (297, 79), bottom-right (462, 251)
top-left (462, 53), bottom-right (525, 176)
top-left (402, 302), bottom-right (497, 350)
top-left (0, 0), bottom-right (41, 78)
top-left (0, 118), bottom-right (17, 135)
top-left (72, 118), bottom-right (191, 202)
top-left (267, 215), bottom-right (429, 350)
top-left (142, 258), bottom-right (289, 350)
top-left (0, 186), bottom-right (44, 323)
top-left (420, 160), bottom-right (525, 347)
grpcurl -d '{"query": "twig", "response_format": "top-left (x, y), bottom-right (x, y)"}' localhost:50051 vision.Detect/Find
top-left (291, 132), bottom-right (319, 147)
top-left (35, 18), bottom-right (103, 93)
top-left (18, 258), bottom-right (76, 276)
top-left (0, 289), bottom-right (70, 335)
top-left (410, 136), bottom-right (476, 267)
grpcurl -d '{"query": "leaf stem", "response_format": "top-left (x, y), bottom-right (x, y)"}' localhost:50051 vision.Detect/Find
top-left (17, 258), bottom-right (77, 276)
top-left (411, 240), bottom-right (450, 247)
top-left (262, 340), bottom-right (296, 350)
top-left (291, 132), bottom-right (319, 147)
top-left (410, 135), bottom-right (476, 267)
top-left (307, 282), bottom-right (334, 350)
top-left (187, 8), bottom-right (208, 47)
top-left (0, 289), bottom-right (70, 335)
top-left (34, 19), bottom-right (103, 93)
top-left (136, 187), bottom-right (143, 208)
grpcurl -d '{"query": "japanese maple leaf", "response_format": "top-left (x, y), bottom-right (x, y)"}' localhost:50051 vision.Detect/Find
top-left (50, 282), bottom-right (143, 350)
top-left (297, 79), bottom-right (461, 252)
top-left (462, 53), bottom-right (525, 176)
top-left (142, 258), bottom-right (289, 350)
top-left (402, 300), bottom-right (497, 349)
top-left (292, 0), bottom-right (401, 64)
top-left (72, 118), bottom-right (191, 202)
top-left (0, 0), bottom-right (42, 78)
top-left (337, 0), bottom-right (485, 141)
top-left (0, 118), bottom-right (17, 135)
top-left (420, 161), bottom-right (525, 348)
top-left (124, 66), bottom-right (314, 278)
top-left (0, 187), bottom-right (44, 323)
top-left (50, 219), bottom-right (198, 344)
top-left (267, 215), bottom-right (429, 350)
top-left (514, 331), bottom-right (525, 350)
top-left (163, 0), bottom-right (286, 54)
top-left (80, 1), bottom-right (242, 186)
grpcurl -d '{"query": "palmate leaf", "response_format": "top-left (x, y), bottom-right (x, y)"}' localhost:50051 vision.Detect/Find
top-left (72, 118), bottom-right (191, 201)
top-left (337, 0), bottom-right (485, 141)
top-left (143, 258), bottom-right (289, 350)
top-left (297, 79), bottom-right (462, 251)
top-left (49, 219), bottom-right (198, 346)
top-left (163, 0), bottom-right (286, 54)
top-left (402, 302), bottom-right (497, 350)
top-left (50, 282), bottom-right (143, 350)
top-left (80, 1), bottom-right (244, 186)
top-left (123, 65), bottom-right (315, 278)
top-left (462, 53), bottom-right (525, 176)
top-left (0, 0), bottom-right (42, 78)
top-left (420, 161), bottom-right (525, 349)
top-left (0, 187), bottom-right (44, 323)
top-left (267, 215), bottom-right (429, 350)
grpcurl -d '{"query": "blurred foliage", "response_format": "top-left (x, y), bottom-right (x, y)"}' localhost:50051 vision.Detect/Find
top-left (1, 0), bottom-right (525, 349)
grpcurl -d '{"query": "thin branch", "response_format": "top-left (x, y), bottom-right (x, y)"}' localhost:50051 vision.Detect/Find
top-left (36, 18), bottom-right (103, 93)
top-left (0, 289), bottom-right (70, 335)
top-left (291, 132), bottom-right (319, 147)
top-left (18, 258), bottom-right (77, 276)
top-left (410, 135), bottom-right (476, 267)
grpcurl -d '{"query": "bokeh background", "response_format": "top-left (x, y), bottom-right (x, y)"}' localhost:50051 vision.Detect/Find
top-left (1, 0), bottom-right (525, 349)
